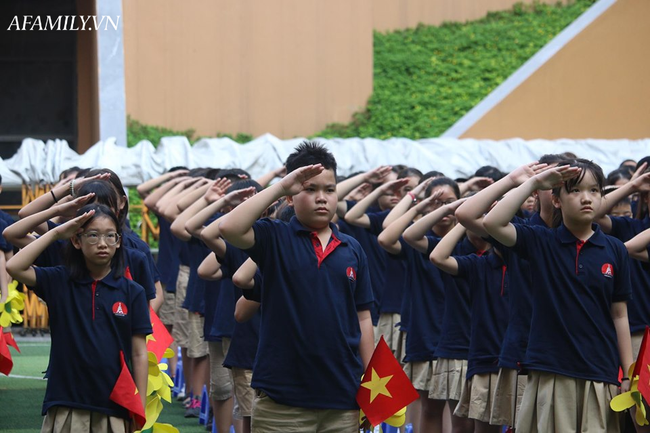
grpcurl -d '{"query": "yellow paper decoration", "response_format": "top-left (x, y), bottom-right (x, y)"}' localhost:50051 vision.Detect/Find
top-left (359, 406), bottom-right (407, 429)
top-left (0, 281), bottom-right (26, 327)
top-left (610, 362), bottom-right (649, 426)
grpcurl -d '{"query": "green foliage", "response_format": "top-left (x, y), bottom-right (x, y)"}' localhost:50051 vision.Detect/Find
top-left (316, 0), bottom-right (597, 139)
top-left (128, 187), bottom-right (159, 249)
top-left (127, 116), bottom-right (195, 148)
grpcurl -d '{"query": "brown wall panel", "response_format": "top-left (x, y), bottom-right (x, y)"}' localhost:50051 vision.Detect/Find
top-left (462, 0), bottom-right (650, 139)
top-left (123, 0), bottom-right (373, 139)
top-left (372, 0), bottom-right (566, 32)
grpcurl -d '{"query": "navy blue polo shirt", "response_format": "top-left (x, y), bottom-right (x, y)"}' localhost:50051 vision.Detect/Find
top-left (155, 215), bottom-right (180, 292)
top-left (493, 212), bottom-right (546, 370)
top-left (392, 237), bottom-right (445, 363)
top-left (210, 243), bottom-right (248, 340)
top-left (512, 223), bottom-right (631, 384)
top-left (244, 216), bottom-right (374, 410)
top-left (123, 247), bottom-right (157, 301)
top-left (241, 269), bottom-right (263, 302)
top-left (455, 252), bottom-right (509, 379)
top-left (33, 266), bottom-right (152, 418)
top-left (203, 276), bottom-right (222, 342)
top-left (608, 215), bottom-right (650, 333)
top-left (433, 236), bottom-right (476, 360)
top-left (220, 244), bottom-right (260, 370)
top-left (183, 237), bottom-right (210, 315)
top-left (122, 228), bottom-right (161, 283)
top-left (0, 210), bottom-right (14, 252)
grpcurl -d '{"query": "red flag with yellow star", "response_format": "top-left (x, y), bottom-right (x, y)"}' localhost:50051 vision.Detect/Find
top-left (0, 328), bottom-right (14, 376)
top-left (146, 307), bottom-right (173, 362)
top-left (356, 336), bottom-right (419, 426)
top-left (635, 327), bottom-right (650, 402)
top-left (110, 351), bottom-right (146, 428)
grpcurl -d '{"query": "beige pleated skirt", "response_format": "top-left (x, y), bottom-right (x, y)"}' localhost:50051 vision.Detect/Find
top-left (516, 371), bottom-right (619, 433)
top-left (428, 358), bottom-right (468, 401)
top-left (41, 407), bottom-right (131, 433)
top-left (490, 367), bottom-right (527, 427)
top-left (403, 360), bottom-right (435, 392)
top-left (454, 371), bottom-right (499, 423)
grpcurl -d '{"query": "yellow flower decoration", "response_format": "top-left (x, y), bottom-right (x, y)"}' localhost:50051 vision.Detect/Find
top-left (359, 406), bottom-right (407, 429)
top-left (610, 363), bottom-right (648, 426)
top-left (0, 281), bottom-right (27, 327)
top-left (138, 347), bottom-right (177, 432)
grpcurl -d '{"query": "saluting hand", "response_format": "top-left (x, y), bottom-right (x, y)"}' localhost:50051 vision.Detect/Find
top-left (51, 210), bottom-right (96, 241)
top-left (507, 161), bottom-right (549, 186)
top-left (278, 164), bottom-right (325, 196)
top-left (54, 193), bottom-right (96, 219)
top-left (532, 165), bottom-right (581, 191)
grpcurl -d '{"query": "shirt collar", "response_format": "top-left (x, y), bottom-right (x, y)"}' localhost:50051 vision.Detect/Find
top-left (486, 251), bottom-right (504, 268)
top-left (289, 216), bottom-right (348, 245)
top-left (72, 269), bottom-right (124, 289)
top-left (557, 223), bottom-right (606, 247)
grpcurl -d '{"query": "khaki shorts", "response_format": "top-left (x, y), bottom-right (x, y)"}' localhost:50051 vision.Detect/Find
top-left (516, 371), bottom-right (619, 433)
top-left (375, 313), bottom-right (402, 353)
top-left (233, 368), bottom-right (254, 417)
top-left (171, 265), bottom-right (190, 347)
top-left (42, 407), bottom-right (130, 433)
top-left (158, 289), bottom-right (176, 326)
top-left (454, 372), bottom-right (499, 423)
top-left (252, 392), bottom-right (359, 433)
top-left (187, 312), bottom-right (208, 359)
top-left (404, 360), bottom-right (435, 392)
top-left (208, 340), bottom-right (234, 401)
top-left (490, 368), bottom-right (527, 427)
top-left (429, 358), bottom-right (468, 401)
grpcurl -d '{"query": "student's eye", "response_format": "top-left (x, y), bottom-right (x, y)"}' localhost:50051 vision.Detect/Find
top-left (591, 188), bottom-right (600, 193)
top-left (107, 233), bottom-right (118, 241)
top-left (86, 232), bottom-right (99, 239)
top-left (571, 188), bottom-right (580, 193)
top-left (306, 187), bottom-right (315, 192)
top-left (327, 188), bottom-right (336, 193)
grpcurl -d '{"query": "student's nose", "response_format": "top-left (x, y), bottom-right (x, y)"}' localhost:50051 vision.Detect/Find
top-left (315, 190), bottom-right (326, 202)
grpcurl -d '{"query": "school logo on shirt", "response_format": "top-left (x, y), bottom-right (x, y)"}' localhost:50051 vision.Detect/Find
top-left (601, 263), bottom-right (614, 278)
top-left (112, 302), bottom-right (128, 317)
top-left (346, 267), bottom-right (356, 281)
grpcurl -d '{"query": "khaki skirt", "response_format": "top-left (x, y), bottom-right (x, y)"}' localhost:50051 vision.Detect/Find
top-left (454, 371), bottom-right (499, 423)
top-left (429, 358), bottom-right (468, 401)
top-left (42, 407), bottom-right (131, 433)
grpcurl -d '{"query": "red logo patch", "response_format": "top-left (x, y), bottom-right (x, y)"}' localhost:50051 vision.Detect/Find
top-left (112, 302), bottom-right (128, 317)
top-left (601, 263), bottom-right (614, 278)
top-left (346, 267), bottom-right (356, 281)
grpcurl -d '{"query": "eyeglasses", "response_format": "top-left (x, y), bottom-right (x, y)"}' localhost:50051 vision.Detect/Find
top-left (432, 199), bottom-right (456, 207)
top-left (79, 231), bottom-right (120, 246)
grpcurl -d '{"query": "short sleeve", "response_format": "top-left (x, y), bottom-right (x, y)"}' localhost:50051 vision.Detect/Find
top-left (367, 210), bottom-right (389, 236)
top-left (613, 241), bottom-right (632, 303)
top-left (511, 223), bottom-right (540, 258)
top-left (454, 254), bottom-right (480, 279)
top-left (243, 218), bottom-right (277, 265)
top-left (242, 270), bottom-right (263, 303)
top-left (33, 266), bottom-right (69, 302)
top-left (353, 246), bottom-right (374, 310)
top-left (125, 249), bottom-right (157, 301)
top-left (129, 283), bottom-right (153, 335)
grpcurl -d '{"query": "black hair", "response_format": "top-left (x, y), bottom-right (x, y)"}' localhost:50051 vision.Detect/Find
top-left (425, 177), bottom-right (461, 199)
top-left (538, 154), bottom-right (566, 165)
top-left (285, 141), bottom-right (337, 177)
top-left (397, 167), bottom-right (423, 180)
top-left (216, 168), bottom-right (251, 182)
top-left (188, 168), bottom-right (210, 178)
top-left (85, 169), bottom-right (129, 230)
top-left (606, 168), bottom-right (631, 186)
top-left (226, 179), bottom-right (263, 194)
top-left (421, 170), bottom-right (445, 182)
top-left (168, 166), bottom-right (188, 173)
top-left (76, 181), bottom-right (121, 215)
top-left (64, 204), bottom-right (124, 280)
top-left (59, 166), bottom-right (82, 181)
top-left (391, 164), bottom-right (408, 174)
top-left (75, 168), bottom-right (92, 178)
top-left (474, 165), bottom-right (505, 182)
top-left (277, 203), bottom-right (296, 222)
top-left (551, 159), bottom-right (605, 228)
top-left (636, 156), bottom-right (650, 172)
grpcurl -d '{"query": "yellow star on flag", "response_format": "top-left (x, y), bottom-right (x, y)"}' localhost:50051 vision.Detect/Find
top-left (361, 368), bottom-right (393, 403)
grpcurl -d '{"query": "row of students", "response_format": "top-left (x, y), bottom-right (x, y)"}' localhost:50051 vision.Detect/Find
top-left (6, 143), bottom-right (649, 433)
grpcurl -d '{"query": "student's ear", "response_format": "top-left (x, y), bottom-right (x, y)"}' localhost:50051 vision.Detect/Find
top-left (70, 234), bottom-right (82, 250)
top-left (118, 196), bottom-right (126, 211)
top-left (551, 193), bottom-right (562, 209)
top-left (285, 195), bottom-right (294, 207)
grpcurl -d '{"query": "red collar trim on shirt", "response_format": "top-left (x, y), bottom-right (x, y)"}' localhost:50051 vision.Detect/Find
top-left (310, 232), bottom-right (342, 268)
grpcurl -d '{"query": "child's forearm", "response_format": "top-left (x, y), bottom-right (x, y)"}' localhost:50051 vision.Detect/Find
top-left (198, 254), bottom-right (222, 280)
top-left (137, 171), bottom-right (180, 198)
top-left (234, 298), bottom-right (260, 323)
top-left (377, 208), bottom-right (417, 254)
top-left (232, 258), bottom-right (258, 290)
top-left (7, 229), bottom-right (59, 286)
top-left (403, 204), bottom-right (452, 246)
top-left (18, 181), bottom-right (71, 219)
top-left (430, 224), bottom-right (465, 276)
top-left (344, 188), bottom-right (383, 228)
top-left (456, 177), bottom-right (517, 237)
top-left (170, 198), bottom-right (211, 241)
top-left (484, 179), bottom-right (536, 247)
top-left (4, 206), bottom-right (59, 249)
top-left (0, 253), bottom-right (8, 304)
top-left (625, 228), bottom-right (650, 261)
top-left (612, 302), bottom-right (633, 377)
top-left (187, 198), bottom-right (229, 239)
top-left (358, 310), bottom-right (373, 370)
top-left (131, 335), bottom-right (149, 417)
top-left (337, 172), bottom-right (367, 202)
top-left (219, 183), bottom-right (285, 249)
top-left (382, 194), bottom-right (413, 229)
top-left (200, 215), bottom-right (227, 255)
top-left (143, 177), bottom-right (184, 210)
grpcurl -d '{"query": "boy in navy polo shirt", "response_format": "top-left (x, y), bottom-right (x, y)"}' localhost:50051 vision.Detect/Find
top-left (219, 141), bottom-right (374, 432)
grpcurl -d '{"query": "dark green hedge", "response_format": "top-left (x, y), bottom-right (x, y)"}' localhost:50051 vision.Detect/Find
top-left (315, 0), bottom-right (596, 139)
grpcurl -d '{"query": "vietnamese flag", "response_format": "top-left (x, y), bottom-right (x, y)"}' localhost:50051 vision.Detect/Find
top-left (635, 327), bottom-right (650, 402)
top-left (3, 332), bottom-right (20, 353)
top-left (0, 328), bottom-right (13, 376)
top-left (110, 351), bottom-right (146, 428)
top-left (146, 307), bottom-right (173, 362)
top-left (357, 336), bottom-right (419, 426)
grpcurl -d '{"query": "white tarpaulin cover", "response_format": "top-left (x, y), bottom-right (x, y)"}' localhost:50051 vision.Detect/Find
top-left (1, 135), bottom-right (649, 188)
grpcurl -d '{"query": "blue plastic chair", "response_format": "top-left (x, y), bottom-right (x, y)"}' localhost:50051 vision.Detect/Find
top-left (381, 423), bottom-right (400, 433)
top-left (199, 385), bottom-right (210, 425)
top-left (211, 419), bottom-right (236, 433)
top-left (172, 362), bottom-right (184, 398)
